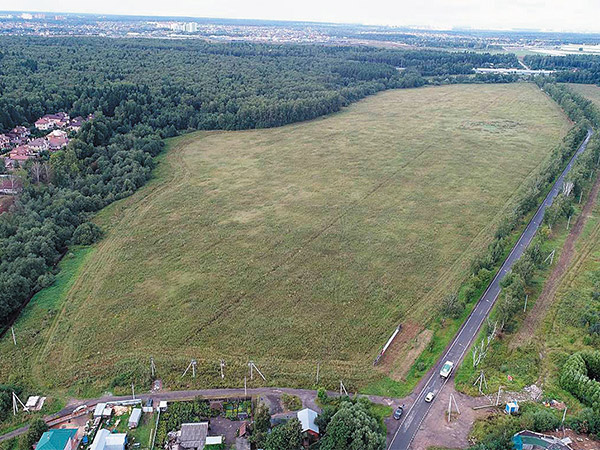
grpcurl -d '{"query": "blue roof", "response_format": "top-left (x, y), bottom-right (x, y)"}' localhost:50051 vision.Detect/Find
top-left (36, 429), bottom-right (77, 450)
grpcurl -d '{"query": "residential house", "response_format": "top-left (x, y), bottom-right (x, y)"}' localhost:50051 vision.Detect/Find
top-left (89, 429), bottom-right (126, 450)
top-left (9, 145), bottom-right (33, 164)
top-left (6, 132), bottom-right (27, 146)
top-left (47, 129), bottom-right (68, 150)
top-left (35, 117), bottom-right (53, 131)
top-left (68, 116), bottom-right (84, 132)
top-left (28, 138), bottom-right (49, 152)
top-left (177, 423), bottom-right (208, 450)
top-left (36, 113), bottom-right (70, 131)
top-left (11, 126), bottom-right (30, 138)
top-left (35, 429), bottom-right (78, 450)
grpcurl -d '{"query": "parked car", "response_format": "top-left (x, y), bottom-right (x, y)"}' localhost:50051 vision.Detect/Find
top-left (393, 405), bottom-right (405, 420)
top-left (440, 361), bottom-right (454, 378)
top-left (425, 391), bottom-right (435, 402)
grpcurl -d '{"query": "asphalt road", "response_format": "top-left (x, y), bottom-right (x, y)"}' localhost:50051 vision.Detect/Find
top-left (388, 129), bottom-right (593, 450)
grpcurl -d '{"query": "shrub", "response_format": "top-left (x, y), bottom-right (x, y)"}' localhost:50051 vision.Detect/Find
top-left (72, 222), bottom-right (102, 245)
top-left (281, 394), bottom-right (302, 411)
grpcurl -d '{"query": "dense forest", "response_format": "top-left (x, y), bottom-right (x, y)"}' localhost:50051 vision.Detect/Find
top-left (0, 36), bottom-right (526, 330)
top-left (525, 54), bottom-right (600, 84)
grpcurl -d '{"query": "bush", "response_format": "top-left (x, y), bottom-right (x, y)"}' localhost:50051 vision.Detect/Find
top-left (72, 222), bottom-right (102, 245)
top-left (281, 394), bottom-right (302, 411)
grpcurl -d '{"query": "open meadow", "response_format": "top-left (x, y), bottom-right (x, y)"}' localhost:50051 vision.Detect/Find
top-left (0, 83), bottom-right (572, 396)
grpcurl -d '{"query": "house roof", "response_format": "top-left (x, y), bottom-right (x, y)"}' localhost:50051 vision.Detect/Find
top-left (178, 422), bottom-right (208, 449)
top-left (89, 429), bottom-right (126, 450)
top-left (297, 408), bottom-right (319, 434)
top-left (94, 403), bottom-right (107, 416)
top-left (128, 408), bottom-right (142, 425)
top-left (36, 429), bottom-right (77, 450)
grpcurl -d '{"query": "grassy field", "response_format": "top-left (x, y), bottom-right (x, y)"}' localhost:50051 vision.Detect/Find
top-left (0, 83), bottom-right (571, 396)
top-left (568, 83), bottom-right (600, 108)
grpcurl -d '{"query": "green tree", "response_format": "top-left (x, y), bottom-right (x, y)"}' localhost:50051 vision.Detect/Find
top-left (264, 418), bottom-right (302, 450)
top-left (19, 419), bottom-right (48, 450)
top-left (319, 401), bottom-right (385, 450)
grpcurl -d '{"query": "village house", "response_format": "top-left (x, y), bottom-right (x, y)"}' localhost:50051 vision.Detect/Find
top-left (34, 117), bottom-right (52, 131)
top-left (35, 429), bottom-right (78, 450)
top-left (28, 137), bottom-right (49, 152)
top-left (9, 145), bottom-right (33, 164)
top-left (35, 112), bottom-right (70, 130)
top-left (47, 129), bottom-right (69, 150)
top-left (0, 134), bottom-right (9, 149)
top-left (11, 126), bottom-right (30, 138)
top-left (89, 429), bottom-right (126, 450)
top-left (68, 116), bottom-right (84, 131)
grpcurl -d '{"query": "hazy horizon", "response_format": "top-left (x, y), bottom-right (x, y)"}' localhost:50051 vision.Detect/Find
top-left (2, 0), bottom-right (600, 33)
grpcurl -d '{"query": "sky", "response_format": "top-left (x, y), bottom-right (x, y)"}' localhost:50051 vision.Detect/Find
top-left (3, 0), bottom-right (600, 33)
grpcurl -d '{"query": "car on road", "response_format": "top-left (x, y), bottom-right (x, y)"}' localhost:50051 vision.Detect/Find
top-left (72, 405), bottom-right (87, 413)
top-left (393, 405), bottom-right (405, 420)
top-left (440, 360), bottom-right (454, 378)
top-left (424, 391), bottom-right (435, 402)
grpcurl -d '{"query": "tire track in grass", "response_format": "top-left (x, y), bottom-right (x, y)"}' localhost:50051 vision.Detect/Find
top-left (513, 170), bottom-right (600, 346)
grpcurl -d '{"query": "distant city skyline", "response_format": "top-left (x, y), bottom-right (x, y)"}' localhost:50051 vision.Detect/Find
top-left (2, 0), bottom-right (600, 33)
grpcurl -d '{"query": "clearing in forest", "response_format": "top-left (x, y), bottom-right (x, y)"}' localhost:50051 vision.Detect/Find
top-left (0, 83), bottom-right (571, 395)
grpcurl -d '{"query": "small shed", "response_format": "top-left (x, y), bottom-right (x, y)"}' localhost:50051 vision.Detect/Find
top-left (158, 401), bottom-right (168, 412)
top-left (94, 403), bottom-right (107, 419)
top-left (128, 408), bottom-right (142, 429)
top-left (505, 400), bottom-right (519, 415)
top-left (205, 436), bottom-right (223, 446)
top-left (297, 408), bottom-right (319, 437)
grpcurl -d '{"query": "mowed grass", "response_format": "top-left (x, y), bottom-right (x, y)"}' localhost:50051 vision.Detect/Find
top-left (0, 83), bottom-right (571, 395)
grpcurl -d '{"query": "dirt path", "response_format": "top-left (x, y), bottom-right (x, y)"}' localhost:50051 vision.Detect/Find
top-left (410, 383), bottom-right (492, 450)
top-left (512, 173), bottom-right (600, 346)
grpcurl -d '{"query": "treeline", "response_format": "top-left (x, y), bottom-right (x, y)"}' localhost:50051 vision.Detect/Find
top-left (349, 48), bottom-right (518, 75)
top-left (0, 116), bottom-right (161, 326)
top-left (525, 54), bottom-right (600, 84)
top-left (0, 37), bottom-right (520, 134)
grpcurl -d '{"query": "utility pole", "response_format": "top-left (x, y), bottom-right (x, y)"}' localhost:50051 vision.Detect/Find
top-left (182, 359), bottom-right (197, 378)
top-left (132, 382), bottom-right (135, 400)
top-left (524, 294), bottom-right (528, 312)
top-left (567, 215), bottom-right (571, 230)
top-left (150, 357), bottom-right (156, 378)
top-left (447, 393), bottom-right (460, 423)
top-left (248, 361), bottom-right (266, 381)
top-left (12, 392), bottom-right (28, 415)
top-left (339, 380), bottom-right (348, 396)
top-left (495, 386), bottom-right (502, 406)
top-left (220, 359), bottom-right (225, 380)
top-left (316, 362), bottom-right (320, 384)
top-left (244, 377), bottom-right (247, 397)
top-left (11, 327), bottom-right (16, 346)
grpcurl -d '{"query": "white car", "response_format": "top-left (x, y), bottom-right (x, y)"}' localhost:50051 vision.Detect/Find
top-left (424, 391), bottom-right (435, 402)
top-left (440, 361), bottom-right (454, 378)
top-left (72, 405), bottom-right (87, 413)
